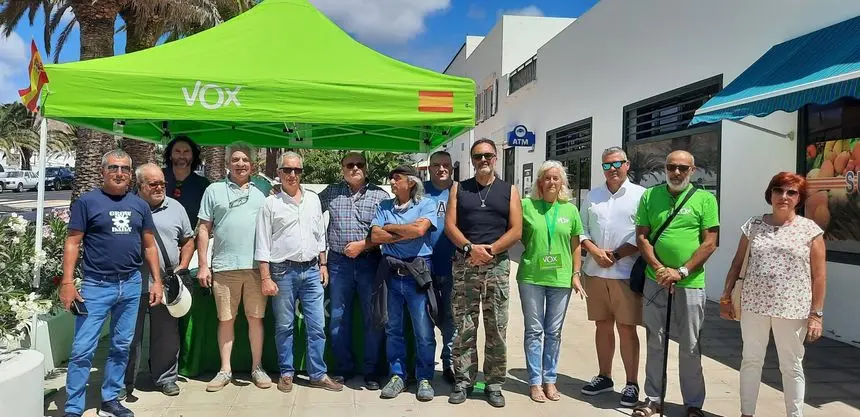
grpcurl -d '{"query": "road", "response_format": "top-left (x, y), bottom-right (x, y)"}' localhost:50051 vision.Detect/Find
top-left (0, 189), bottom-right (71, 221)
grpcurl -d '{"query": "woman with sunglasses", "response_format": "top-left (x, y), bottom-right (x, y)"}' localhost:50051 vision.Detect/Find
top-left (516, 160), bottom-right (585, 402)
top-left (720, 172), bottom-right (826, 417)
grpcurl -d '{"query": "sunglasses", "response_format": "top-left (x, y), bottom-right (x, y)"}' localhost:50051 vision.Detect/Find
top-left (147, 181), bottom-right (166, 189)
top-left (665, 163), bottom-right (692, 173)
top-left (771, 187), bottom-right (800, 197)
top-left (106, 164), bottom-right (132, 174)
top-left (602, 160), bottom-right (626, 171)
top-left (278, 167), bottom-right (303, 175)
top-left (343, 162), bottom-right (365, 170)
top-left (471, 153), bottom-right (496, 161)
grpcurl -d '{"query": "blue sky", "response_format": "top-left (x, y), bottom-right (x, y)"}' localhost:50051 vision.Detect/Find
top-left (0, 0), bottom-right (598, 103)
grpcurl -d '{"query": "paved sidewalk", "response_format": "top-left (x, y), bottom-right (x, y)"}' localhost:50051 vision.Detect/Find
top-left (44, 258), bottom-right (860, 417)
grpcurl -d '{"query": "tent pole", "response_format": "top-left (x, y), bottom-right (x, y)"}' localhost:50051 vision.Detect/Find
top-left (31, 116), bottom-right (49, 350)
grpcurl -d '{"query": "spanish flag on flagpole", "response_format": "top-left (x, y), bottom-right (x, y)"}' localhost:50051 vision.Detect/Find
top-left (17, 39), bottom-right (49, 113)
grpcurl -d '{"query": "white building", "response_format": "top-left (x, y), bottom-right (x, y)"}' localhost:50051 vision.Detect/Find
top-left (443, 1), bottom-right (860, 347)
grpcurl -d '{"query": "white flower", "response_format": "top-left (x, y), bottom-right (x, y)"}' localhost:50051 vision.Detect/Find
top-left (11, 237), bottom-right (20, 245)
top-left (0, 262), bottom-right (6, 269)
top-left (33, 250), bottom-right (47, 268)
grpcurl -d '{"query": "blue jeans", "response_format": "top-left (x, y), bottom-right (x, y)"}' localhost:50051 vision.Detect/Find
top-left (386, 275), bottom-right (436, 381)
top-left (519, 281), bottom-right (571, 386)
top-left (270, 261), bottom-right (327, 380)
top-left (328, 251), bottom-right (385, 377)
top-left (434, 274), bottom-right (455, 370)
top-left (65, 272), bottom-right (142, 415)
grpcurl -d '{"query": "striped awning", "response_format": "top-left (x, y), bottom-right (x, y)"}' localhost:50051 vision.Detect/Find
top-left (691, 15), bottom-right (860, 125)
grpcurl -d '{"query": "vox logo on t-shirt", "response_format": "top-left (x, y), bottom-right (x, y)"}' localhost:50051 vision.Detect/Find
top-left (110, 211), bottom-right (132, 234)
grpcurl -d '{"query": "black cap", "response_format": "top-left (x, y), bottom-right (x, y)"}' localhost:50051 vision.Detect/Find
top-left (389, 165), bottom-right (418, 178)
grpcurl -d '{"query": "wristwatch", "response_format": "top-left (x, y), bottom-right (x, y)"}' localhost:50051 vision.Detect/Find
top-left (463, 243), bottom-right (472, 254)
top-left (810, 310), bottom-right (824, 318)
top-left (678, 266), bottom-right (689, 278)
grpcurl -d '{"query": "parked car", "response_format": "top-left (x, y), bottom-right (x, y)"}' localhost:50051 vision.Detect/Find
top-left (44, 167), bottom-right (74, 190)
top-left (1, 170), bottom-right (39, 192)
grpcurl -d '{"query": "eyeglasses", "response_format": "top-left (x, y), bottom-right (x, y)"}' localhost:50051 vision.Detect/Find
top-left (602, 160), bottom-right (626, 171)
top-left (147, 181), bottom-right (166, 189)
top-left (278, 167), bottom-right (303, 175)
top-left (471, 153), bottom-right (496, 161)
top-left (771, 187), bottom-right (800, 197)
top-left (107, 165), bottom-right (132, 174)
top-left (343, 162), bottom-right (365, 170)
top-left (665, 164), bottom-right (692, 173)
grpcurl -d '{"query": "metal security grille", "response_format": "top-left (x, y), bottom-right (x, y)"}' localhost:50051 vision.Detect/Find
top-left (547, 118), bottom-right (592, 159)
top-left (509, 55), bottom-right (537, 94)
top-left (624, 77), bottom-right (721, 143)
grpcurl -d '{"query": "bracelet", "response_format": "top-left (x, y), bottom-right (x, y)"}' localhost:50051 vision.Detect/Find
top-left (60, 282), bottom-right (75, 286)
top-left (573, 271), bottom-right (582, 277)
top-left (320, 263), bottom-right (327, 267)
top-left (720, 299), bottom-right (731, 305)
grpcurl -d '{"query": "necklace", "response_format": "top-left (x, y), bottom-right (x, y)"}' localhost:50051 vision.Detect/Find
top-left (479, 179), bottom-right (494, 208)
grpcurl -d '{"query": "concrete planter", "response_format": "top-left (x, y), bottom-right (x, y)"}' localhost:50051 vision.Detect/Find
top-left (0, 349), bottom-right (44, 417)
top-left (23, 308), bottom-right (111, 375)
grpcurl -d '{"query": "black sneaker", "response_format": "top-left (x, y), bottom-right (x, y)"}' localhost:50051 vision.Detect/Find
top-left (159, 381), bottom-right (181, 397)
top-left (117, 386), bottom-right (129, 401)
top-left (448, 385), bottom-right (473, 404)
top-left (619, 382), bottom-right (639, 407)
top-left (485, 390), bottom-right (505, 408)
top-left (581, 375), bottom-right (614, 395)
top-left (442, 368), bottom-right (456, 385)
top-left (98, 399), bottom-right (134, 417)
top-left (364, 376), bottom-right (381, 391)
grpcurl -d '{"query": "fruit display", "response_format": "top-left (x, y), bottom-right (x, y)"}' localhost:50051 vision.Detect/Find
top-left (804, 138), bottom-right (858, 232)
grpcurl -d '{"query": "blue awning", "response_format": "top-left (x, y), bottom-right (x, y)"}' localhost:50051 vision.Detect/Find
top-left (691, 15), bottom-right (860, 125)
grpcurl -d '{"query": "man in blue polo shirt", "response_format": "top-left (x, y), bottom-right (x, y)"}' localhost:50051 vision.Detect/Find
top-left (59, 150), bottom-right (163, 417)
top-left (371, 165), bottom-right (437, 401)
top-left (423, 151), bottom-right (457, 384)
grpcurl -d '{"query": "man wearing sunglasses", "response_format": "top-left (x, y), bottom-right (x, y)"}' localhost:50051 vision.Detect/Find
top-left (444, 139), bottom-right (523, 407)
top-left (255, 152), bottom-right (343, 393)
top-left (59, 150), bottom-right (163, 417)
top-left (578, 147), bottom-right (646, 407)
top-left (197, 142), bottom-right (272, 392)
top-left (632, 150), bottom-right (719, 417)
top-left (319, 151), bottom-right (390, 389)
top-left (125, 164), bottom-right (195, 398)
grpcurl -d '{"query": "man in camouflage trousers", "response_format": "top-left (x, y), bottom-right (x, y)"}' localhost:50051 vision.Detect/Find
top-left (444, 139), bottom-right (523, 407)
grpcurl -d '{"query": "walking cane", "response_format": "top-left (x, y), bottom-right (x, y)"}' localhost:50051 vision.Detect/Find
top-left (659, 288), bottom-right (674, 417)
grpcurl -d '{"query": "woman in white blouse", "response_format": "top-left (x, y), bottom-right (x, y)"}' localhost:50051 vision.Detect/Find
top-left (720, 172), bottom-right (827, 417)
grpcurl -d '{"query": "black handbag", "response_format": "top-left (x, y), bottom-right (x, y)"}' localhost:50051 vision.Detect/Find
top-left (629, 187), bottom-right (697, 294)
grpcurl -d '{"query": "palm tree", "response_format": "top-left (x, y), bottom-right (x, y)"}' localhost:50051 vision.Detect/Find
top-left (0, 102), bottom-right (76, 170)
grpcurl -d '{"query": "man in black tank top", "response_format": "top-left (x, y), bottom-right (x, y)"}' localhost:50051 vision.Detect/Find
top-left (443, 139), bottom-right (523, 407)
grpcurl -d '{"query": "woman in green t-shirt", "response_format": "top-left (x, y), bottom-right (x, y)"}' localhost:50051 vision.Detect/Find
top-left (517, 160), bottom-right (586, 402)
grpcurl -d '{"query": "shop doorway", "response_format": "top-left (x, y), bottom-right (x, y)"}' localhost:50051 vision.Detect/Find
top-left (504, 147), bottom-right (515, 184)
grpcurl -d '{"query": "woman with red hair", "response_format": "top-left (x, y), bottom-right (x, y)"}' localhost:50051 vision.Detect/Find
top-left (720, 172), bottom-right (827, 417)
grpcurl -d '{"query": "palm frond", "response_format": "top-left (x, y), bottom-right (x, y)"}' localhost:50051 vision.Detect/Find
top-left (0, 0), bottom-right (40, 37)
top-left (52, 17), bottom-right (76, 64)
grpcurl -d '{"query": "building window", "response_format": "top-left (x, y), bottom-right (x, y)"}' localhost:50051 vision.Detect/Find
top-left (798, 98), bottom-right (860, 264)
top-left (622, 76), bottom-right (722, 196)
top-left (547, 117), bottom-right (592, 206)
top-left (475, 79), bottom-right (498, 124)
top-left (509, 55), bottom-right (536, 95)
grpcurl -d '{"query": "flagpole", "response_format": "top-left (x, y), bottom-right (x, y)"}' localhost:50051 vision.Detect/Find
top-left (30, 114), bottom-right (48, 352)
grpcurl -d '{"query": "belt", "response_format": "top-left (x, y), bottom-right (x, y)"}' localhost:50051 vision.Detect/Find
top-left (88, 271), bottom-right (135, 282)
top-left (280, 258), bottom-right (318, 268)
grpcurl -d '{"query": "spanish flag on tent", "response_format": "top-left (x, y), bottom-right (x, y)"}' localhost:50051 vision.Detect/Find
top-left (18, 40), bottom-right (49, 113)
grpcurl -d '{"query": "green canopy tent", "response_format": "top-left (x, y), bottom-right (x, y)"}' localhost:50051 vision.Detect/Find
top-left (39, 0), bottom-right (476, 152)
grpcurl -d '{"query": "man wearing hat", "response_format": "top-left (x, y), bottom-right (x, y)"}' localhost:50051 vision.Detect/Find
top-left (125, 163), bottom-right (195, 397)
top-left (370, 165), bottom-right (438, 401)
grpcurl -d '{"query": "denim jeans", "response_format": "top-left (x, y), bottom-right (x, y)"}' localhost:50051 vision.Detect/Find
top-left (328, 251), bottom-right (385, 377)
top-left (433, 274), bottom-right (455, 370)
top-left (518, 281), bottom-right (571, 386)
top-left (386, 274), bottom-right (436, 381)
top-left (270, 261), bottom-right (328, 380)
top-left (65, 272), bottom-right (142, 415)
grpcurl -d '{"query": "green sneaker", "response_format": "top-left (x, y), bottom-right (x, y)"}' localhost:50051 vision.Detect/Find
top-left (416, 379), bottom-right (434, 401)
top-left (380, 375), bottom-right (405, 399)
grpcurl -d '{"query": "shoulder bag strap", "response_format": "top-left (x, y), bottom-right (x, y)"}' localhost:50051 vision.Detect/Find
top-left (151, 227), bottom-right (174, 272)
top-left (649, 187), bottom-right (697, 245)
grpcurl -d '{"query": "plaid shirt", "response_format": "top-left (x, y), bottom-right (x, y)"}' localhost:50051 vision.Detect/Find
top-left (319, 181), bottom-right (389, 254)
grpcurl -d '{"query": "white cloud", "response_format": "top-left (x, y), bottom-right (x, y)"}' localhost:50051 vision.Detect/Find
top-left (467, 4), bottom-right (486, 20)
top-left (308, 0), bottom-right (451, 44)
top-left (499, 5), bottom-right (545, 17)
top-left (0, 32), bottom-right (29, 103)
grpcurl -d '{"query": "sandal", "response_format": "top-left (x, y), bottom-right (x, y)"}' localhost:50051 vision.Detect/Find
top-left (632, 400), bottom-right (662, 417)
top-left (543, 383), bottom-right (560, 401)
top-left (529, 385), bottom-right (547, 403)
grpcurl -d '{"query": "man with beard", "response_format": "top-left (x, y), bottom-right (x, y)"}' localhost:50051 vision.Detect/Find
top-left (444, 139), bottom-right (523, 407)
top-left (319, 152), bottom-right (390, 389)
top-left (59, 150), bottom-right (163, 417)
top-left (632, 150), bottom-right (719, 417)
top-left (423, 151), bottom-right (457, 384)
top-left (163, 135), bottom-right (210, 229)
top-left (125, 164), bottom-right (195, 398)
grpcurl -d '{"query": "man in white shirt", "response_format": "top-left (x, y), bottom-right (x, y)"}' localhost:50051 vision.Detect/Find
top-left (578, 146), bottom-right (646, 407)
top-left (255, 152), bottom-right (343, 393)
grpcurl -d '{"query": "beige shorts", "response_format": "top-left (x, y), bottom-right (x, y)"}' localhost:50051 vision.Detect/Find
top-left (212, 269), bottom-right (266, 321)
top-left (583, 274), bottom-right (642, 326)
